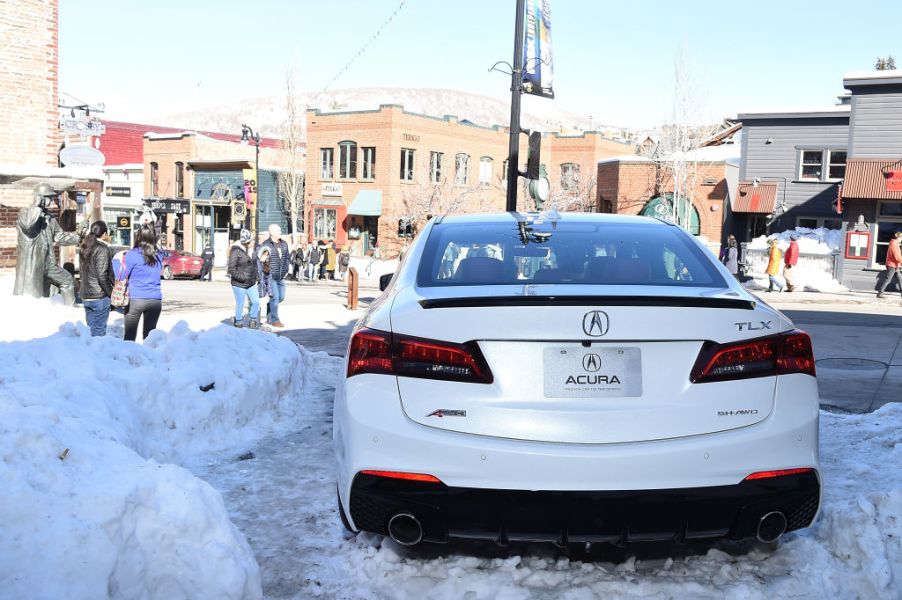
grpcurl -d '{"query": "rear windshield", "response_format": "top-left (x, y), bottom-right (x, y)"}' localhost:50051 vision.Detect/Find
top-left (416, 219), bottom-right (726, 288)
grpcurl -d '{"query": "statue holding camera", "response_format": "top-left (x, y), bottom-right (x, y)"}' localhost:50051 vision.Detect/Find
top-left (13, 183), bottom-right (81, 305)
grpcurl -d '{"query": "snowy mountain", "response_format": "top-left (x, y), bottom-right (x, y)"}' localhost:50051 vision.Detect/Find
top-left (158, 87), bottom-right (609, 140)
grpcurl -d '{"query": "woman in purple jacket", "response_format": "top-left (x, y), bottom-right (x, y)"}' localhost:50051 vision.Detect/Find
top-left (122, 226), bottom-right (163, 342)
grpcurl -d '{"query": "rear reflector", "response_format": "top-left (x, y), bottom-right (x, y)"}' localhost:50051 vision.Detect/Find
top-left (359, 470), bottom-right (443, 484)
top-left (744, 468), bottom-right (815, 481)
top-left (691, 330), bottom-right (816, 383)
top-left (347, 327), bottom-right (493, 383)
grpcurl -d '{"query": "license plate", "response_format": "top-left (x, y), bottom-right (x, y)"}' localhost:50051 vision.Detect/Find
top-left (543, 347), bottom-right (642, 398)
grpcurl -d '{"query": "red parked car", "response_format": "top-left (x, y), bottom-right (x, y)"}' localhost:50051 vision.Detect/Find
top-left (161, 250), bottom-right (205, 280)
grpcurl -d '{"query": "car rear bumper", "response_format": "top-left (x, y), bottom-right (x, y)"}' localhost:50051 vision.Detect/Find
top-left (350, 470), bottom-right (820, 544)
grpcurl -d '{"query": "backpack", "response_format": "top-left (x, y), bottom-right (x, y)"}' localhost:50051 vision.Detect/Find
top-left (340, 253), bottom-right (350, 267)
top-left (309, 246), bottom-right (321, 265)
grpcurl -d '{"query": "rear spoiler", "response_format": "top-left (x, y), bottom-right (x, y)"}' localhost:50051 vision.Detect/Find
top-left (419, 296), bottom-right (756, 310)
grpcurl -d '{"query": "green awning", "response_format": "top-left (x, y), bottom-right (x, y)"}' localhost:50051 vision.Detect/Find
top-left (348, 190), bottom-right (382, 216)
top-left (641, 193), bottom-right (700, 235)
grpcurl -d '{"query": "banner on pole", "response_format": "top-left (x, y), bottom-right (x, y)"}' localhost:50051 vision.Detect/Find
top-left (522, 0), bottom-right (554, 99)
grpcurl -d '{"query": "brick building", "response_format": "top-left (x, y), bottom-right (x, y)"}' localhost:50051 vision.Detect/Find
top-left (0, 0), bottom-right (104, 271)
top-left (595, 145), bottom-right (739, 246)
top-left (141, 130), bottom-right (289, 266)
top-left (305, 104), bottom-right (633, 256)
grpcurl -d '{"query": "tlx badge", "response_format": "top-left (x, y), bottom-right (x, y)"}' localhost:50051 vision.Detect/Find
top-left (426, 409), bottom-right (467, 418)
top-left (735, 320), bottom-right (772, 332)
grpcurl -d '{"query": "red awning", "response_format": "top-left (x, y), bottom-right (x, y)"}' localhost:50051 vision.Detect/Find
top-left (842, 158), bottom-right (902, 200)
top-left (732, 182), bottom-right (777, 214)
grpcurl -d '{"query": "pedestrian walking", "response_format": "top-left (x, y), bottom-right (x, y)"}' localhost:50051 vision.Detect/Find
top-left (307, 242), bottom-right (321, 282)
top-left (326, 239), bottom-right (337, 280)
top-left (256, 246), bottom-right (272, 323)
top-left (317, 240), bottom-right (328, 280)
top-left (227, 228), bottom-right (260, 328)
top-left (200, 245), bottom-right (215, 281)
top-left (877, 230), bottom-right (902, 298)
top-left (261, 224), bottom-right (290, 328)
top-left (79, 221), bottom-right (114, 336)
top-left (123, 226), bottom-right (163, 342)
top-left (337, 245), bottom-right (350, 281)
top-left (784, 233), bottom-right (800, 292)
top-left (766, 238), bottom-right (784, 293)
top-left (722, 235), bottom-right (739, 280)
top-left (297, 242), bottom-right (311, 281)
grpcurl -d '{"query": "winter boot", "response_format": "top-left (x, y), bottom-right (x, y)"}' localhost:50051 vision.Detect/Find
top-left (233, 317), bottom-right (244, 328)
top-left (248, 319), bottom-right (259, 330)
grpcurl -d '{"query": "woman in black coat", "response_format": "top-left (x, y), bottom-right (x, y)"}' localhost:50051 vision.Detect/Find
top-left (228, 229), bottom-right (260, 328)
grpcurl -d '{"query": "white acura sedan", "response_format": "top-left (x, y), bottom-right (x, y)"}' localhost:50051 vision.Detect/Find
top-left (334, 212), bottom-right (820, 548)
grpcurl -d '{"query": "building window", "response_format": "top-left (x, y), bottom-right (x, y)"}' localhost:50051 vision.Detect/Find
top-left (560, 163), bottom-right (580, 191)
top-left (320, 148), bottom-right (334, 180)
top-left (479, 156), bottom-right (493, 185)
top-left (175, 162), bottom-right (184, 198)
top-left (430, 151), bottom-right (443, 183)
top-left (338, 141), bottom-right (357, 179)
top-left (150, 162), bottom-right (158, 196)
top-left (400, 148), bottom-right (415, 181)
top-left (798, 149), bottom-right (847, 181)
top-left (361, 146), bottom-right (376, 180)
top-left (828, 151), bottom-right (847, 180)
top-left (455, 153), bottom-right (469, 185)
top-left (313, 207), bottom-right (337, 240)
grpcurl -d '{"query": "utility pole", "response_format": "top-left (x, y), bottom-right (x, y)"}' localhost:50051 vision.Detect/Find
top-left (505, 0), bottom-right (527, 212)
top-left (241, 124), bottom-right (261, 236)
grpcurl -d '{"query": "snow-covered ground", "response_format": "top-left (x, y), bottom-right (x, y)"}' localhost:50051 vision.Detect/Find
top-left (2, 291), bottom-right (901, 599)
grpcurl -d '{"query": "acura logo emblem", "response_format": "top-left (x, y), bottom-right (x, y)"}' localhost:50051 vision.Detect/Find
top-left (582, 310), bottom-right (609, 337)
top-left (582, 353), bottom-right (601, 372)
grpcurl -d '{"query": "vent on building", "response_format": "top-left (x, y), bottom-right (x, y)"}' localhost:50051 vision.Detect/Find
top-left (702, 177), bottom-right (718, 186)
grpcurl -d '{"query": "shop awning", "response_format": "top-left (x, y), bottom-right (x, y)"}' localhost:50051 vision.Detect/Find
top-left (842, 158), bottom-right (902, 200)
top-left (348, 190), bottom-right (382, 216)
top-left (733, 182), bottom-right (777, 214)
top-left (641, 193), bottom-right (700, 234)
top-left (312, 198), bottom-right (345, 207)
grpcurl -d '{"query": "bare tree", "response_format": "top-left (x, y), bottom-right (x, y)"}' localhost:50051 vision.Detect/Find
top-left (399, 156), bottom-right (498, 227)
top-left (548, 165), bottom-right (597, 213)
top-left (278, 67), bottom-right (306, 241)
top-left (876, 56), bottom-right (897, 70)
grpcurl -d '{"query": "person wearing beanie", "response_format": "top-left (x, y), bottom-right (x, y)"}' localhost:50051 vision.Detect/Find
top-left (228, 228), bottom-right (260, 328)
top-left (784, 233), bottom-right (800, 292)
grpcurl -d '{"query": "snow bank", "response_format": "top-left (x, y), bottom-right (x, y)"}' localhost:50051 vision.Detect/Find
top-left (747, 227), bottom-right (843, 255)
top-left (0, 295), bottom-right (311, 599)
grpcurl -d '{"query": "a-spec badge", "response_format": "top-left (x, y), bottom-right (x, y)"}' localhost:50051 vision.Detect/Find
top-left (582, 311), bottom-right (610, 337)
top-left (426, 409), bottom-right (467, 418)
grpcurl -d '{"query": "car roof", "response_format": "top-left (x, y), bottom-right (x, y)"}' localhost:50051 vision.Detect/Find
top-left (433, 212), bottom-right (674, 227)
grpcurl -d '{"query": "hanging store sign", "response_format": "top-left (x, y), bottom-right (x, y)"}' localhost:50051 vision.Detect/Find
top-left (59, 144), bottom-right (105, 167)
top-left (105, 186), bottom-right (131, 197)
top-left (143, 198), bottom-right (190, 214)
top-left (117, 216), bottom-right (131, 229)
top-left (59, 117), bottom-right (105, 137)
top-left (321, 183), bottom-right (343, 197)
top-left (885, 170), bottom-right (902, 192)
top-left (522, 0), bottom-right (554, 99)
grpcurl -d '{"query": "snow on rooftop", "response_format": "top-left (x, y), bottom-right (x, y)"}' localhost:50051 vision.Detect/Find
top-left (843, 69), bottom-right (902, 81)
top-left (736, 105), bottom-right (851, 119)
top-left (597, 154), bottom-right (652, 165)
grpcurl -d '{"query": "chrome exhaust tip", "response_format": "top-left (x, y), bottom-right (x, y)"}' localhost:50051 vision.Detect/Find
top-left (387, 512), bottom-right (423, 546)
top-left (756, 511), bottom-right (788, 544)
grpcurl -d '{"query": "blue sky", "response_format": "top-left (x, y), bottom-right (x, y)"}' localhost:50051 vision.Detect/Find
top-left (60, 0), bottom-right (901, 128)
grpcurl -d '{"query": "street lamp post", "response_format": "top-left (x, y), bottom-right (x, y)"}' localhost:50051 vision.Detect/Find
top-left (240, 124), bottom-right (261, 237)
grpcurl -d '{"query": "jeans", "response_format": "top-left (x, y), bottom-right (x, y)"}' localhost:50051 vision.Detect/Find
top-left (268, 278), bottom-right (286, 323)
top-left (768, 275), bottom-right (784, 292)
top-left (232, 285), bottom-right (260, 322)
top-left (83, 296), bottom-right (111, 337)
top-left (306, 263), bottom-right (317, 280)
top-left (879, 266), bottom-right (902, 295)
top-left (124, 298), bottom-right (162, 342)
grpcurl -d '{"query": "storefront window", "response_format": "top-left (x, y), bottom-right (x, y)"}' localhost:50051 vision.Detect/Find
top-left (314, 208), bottom-right (337, 240)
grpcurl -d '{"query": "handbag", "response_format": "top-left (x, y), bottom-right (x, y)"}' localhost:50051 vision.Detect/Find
top-left (110, 253), bottom-right (130, 307)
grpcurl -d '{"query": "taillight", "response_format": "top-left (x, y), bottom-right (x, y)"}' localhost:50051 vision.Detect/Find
top-left (744, 468), bottom-right (814, 481)
top-left (359, 470), bottom-right (443, 483)
top-left (347, 327), bottom-right (493, 383)
top-left (691, 330), bottom-right (815, 383)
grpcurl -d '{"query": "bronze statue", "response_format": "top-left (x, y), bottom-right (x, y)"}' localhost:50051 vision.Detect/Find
top-left (13, 183), bottom-right (80, 305)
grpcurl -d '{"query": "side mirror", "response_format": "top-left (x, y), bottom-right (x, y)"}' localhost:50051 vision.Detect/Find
top-left (379, 273), bottom-right (394, 292)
